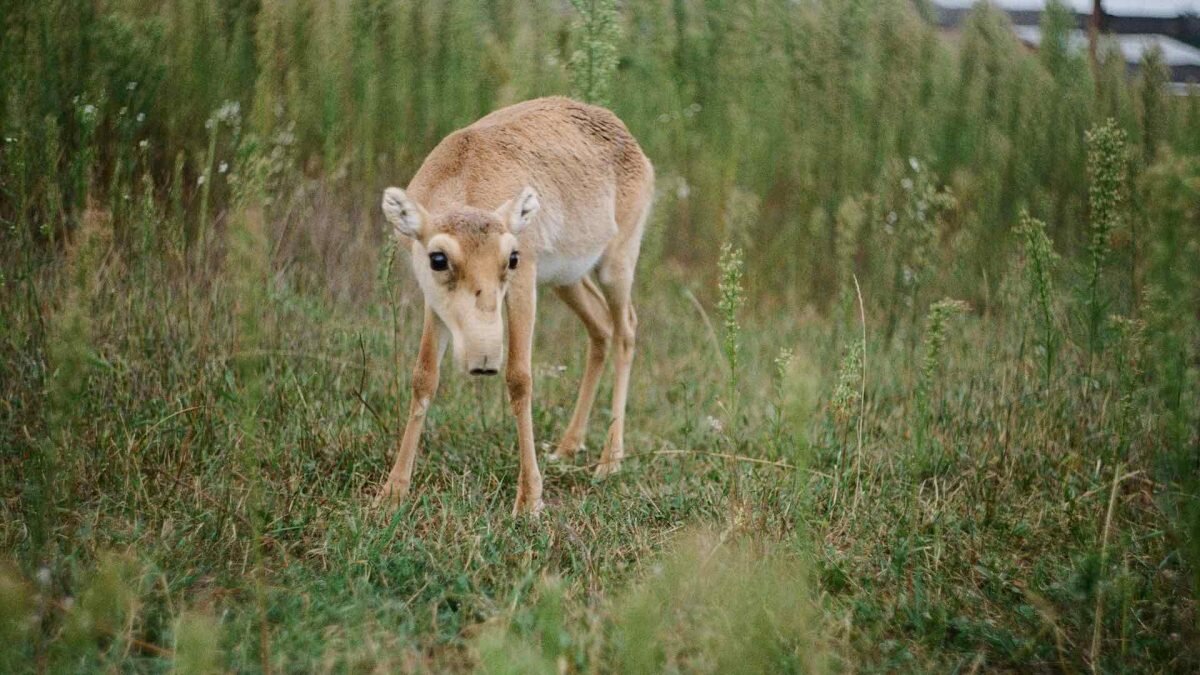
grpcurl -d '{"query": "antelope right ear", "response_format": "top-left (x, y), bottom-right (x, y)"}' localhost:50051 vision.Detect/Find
top-left (382, 187), bottom-right (426, 239)
top-left (498, 186), bottom-right (540, 235)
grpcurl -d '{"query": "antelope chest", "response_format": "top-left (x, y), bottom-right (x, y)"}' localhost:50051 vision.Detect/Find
top-left (535, 250), bottom-right (605, 286)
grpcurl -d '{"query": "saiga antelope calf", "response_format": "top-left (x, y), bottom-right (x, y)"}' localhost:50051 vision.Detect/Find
top-left (377, 97), bottom-right (654, 515)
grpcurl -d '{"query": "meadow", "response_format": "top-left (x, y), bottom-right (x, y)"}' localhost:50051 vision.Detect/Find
top-left (1, 0), bottom-right (1198, 671)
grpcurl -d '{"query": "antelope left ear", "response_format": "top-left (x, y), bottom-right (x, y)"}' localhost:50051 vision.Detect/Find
top-left (498, 186), bottom-right (540, 234)
top-left (382, 187), bottom-right (426, 239)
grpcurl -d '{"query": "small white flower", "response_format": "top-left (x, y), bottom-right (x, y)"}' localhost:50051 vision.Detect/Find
top-left (138, 139), bottom-right (149, 149)
top-left (901, 178), bottom-right (914, 191)
top-left (676, 179), bottom-right (691, 200)
top-left (136, 112), bottom-right (145, 123)
top-left (126, 81), bottom-right (138, 91)
top-left (705, 415), bottom-right (724, 434)
top-left (218, 161), bottom-right (228, 174)
top-left (886, 211), bottom-right (898, 225)
top-left (197, 175), bottom-right (206, 186)
top-left (909, 156), bottom-right (920, 172)
top-left (36, 567), bottom-right (51, 586)
top-left (215, 100), bottom-right (241, 124)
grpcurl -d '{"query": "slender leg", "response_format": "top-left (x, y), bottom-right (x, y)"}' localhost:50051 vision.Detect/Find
top-left (595, 272), bottom-right (637, 478)
top-left (506, 270), bottom-right (544, 515)
top-left (376, 306), bottom-right (446, 506)
top-left (550, 276), bottom-right (612, 461)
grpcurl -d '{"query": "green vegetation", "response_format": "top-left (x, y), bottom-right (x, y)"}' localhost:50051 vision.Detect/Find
top-left (2, 0), bottom-right (1198, 671)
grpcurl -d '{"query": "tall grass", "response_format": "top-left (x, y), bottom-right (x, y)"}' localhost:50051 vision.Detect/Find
top-left (1016, 210), bottom-right (1060, 387)
top-left (4, 0), bottom-right (1196, 298)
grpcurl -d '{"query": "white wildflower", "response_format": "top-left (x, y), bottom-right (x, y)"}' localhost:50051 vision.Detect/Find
top-left (215, 100), bottom-right (241, 125)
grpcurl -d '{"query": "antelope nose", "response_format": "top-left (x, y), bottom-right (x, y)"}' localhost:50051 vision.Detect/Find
top-left (469, 355), bottom-right (499, 376)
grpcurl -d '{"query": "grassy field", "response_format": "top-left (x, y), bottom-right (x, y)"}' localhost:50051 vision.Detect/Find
top-left (2, 0), bottom-right (1199, 672)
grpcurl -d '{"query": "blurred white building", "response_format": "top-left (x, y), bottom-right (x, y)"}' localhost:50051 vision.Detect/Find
top-left (930, 0), bottom-right (1200, 90)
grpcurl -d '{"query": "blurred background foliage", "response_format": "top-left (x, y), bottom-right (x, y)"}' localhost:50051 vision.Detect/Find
top-left (4, 0), bottom-right (1196, 312)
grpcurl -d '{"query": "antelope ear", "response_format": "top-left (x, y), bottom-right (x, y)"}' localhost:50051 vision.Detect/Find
top-left (498, 186), bottom-right (540, 234)
top-left (382, 187), bottom-right (426, 239)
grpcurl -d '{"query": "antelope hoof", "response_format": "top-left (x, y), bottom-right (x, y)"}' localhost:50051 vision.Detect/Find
top-left (373, 480), bottom-right (409, 508)
top-left (594, 428), bottom-right (624, 478)
top-left (548, 439), bottom-right (584, 463)
top-left (593, 458), bottom-right (622, 479)
top-left (511, 491), bottom-right (545, 517)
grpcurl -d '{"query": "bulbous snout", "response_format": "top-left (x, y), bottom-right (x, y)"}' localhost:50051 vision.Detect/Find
top-left (465, 346), bottom-right (503, 376)
top-left (458, 313), bottom-right (505, 377)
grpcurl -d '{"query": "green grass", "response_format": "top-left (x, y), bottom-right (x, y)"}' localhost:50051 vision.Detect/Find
top-left (2, 0), bottom-right (1199, 672)
top-left (2, 223), bottom-right (1196, 670)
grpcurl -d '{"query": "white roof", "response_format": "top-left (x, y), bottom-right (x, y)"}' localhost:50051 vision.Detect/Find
top-left (1014, 25), bottom-right (1200, 67)
top-left (934, 1), bottom-right (1200, 18)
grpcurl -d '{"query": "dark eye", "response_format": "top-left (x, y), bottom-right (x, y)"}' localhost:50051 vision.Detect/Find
top-left (429, 252), bottom-right (449, 271)
top-left (508, 251), bottom-right (520, 270)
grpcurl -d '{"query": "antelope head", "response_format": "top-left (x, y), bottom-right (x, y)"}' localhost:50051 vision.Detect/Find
top-left (382, 185), bottom-right (540, 375)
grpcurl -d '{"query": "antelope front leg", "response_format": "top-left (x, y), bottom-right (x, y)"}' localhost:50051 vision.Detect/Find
top-left (506, 272), bottom-right (544, 515)
top-left (376, 307), bottom-right (445, 506)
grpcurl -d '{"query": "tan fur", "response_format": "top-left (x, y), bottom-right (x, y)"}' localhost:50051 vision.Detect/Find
top-left (377, 97), bottom-right (654, 515)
